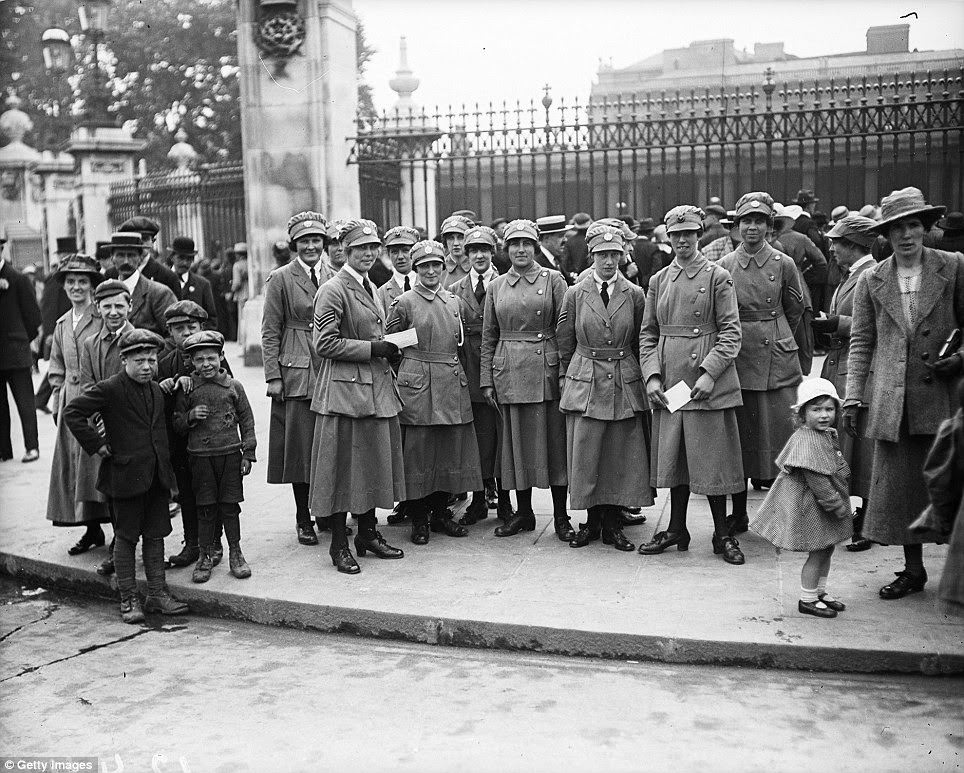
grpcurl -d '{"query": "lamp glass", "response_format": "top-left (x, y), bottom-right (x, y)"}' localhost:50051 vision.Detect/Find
top-left (41, 34), bottom-right (73, 74)
top-left (77, 0), bottom-right (110, 32)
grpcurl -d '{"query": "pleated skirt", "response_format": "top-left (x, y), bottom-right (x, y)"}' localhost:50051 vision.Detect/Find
top-left (309, 413), bottom-right (406, 516)
top-left (500, 400), bottom-right (567, 490)
top-left (267, 398), bottom-right (314, 485)
top-left (651, 408), bottom-right (745, 495)
top-left (838, 406), bottom-right (873, 500)
top-left (46, 391), bottom-right (109, 526)
top-left (566, 413), bottom-right (653, 510)
top-left (401, 423), bottom-right (483, 500)
top-left (735, 387), bottom-right (796, 480)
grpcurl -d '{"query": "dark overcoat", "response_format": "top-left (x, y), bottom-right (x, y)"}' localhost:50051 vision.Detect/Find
top-left (129, 274), bottom-right (177, 336)
top-left (0, 260), bottom-right (42, 370)
top-left (819, 258), bottom-right (876, 401)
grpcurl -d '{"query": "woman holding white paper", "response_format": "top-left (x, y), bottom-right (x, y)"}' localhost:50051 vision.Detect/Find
top-left (386, 240), bottom-right (482, 545)
top-left (638, 205), bottom-right (746, 564)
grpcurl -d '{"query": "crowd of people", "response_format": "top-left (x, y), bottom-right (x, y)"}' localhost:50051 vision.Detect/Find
top-left (0, 184), bottom-right (962, 625)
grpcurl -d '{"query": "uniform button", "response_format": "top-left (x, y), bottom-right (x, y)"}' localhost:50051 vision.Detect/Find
top-left (691, 353), bottom-right (698, 359)
top-left (607, 357), bottom-right (612, 362)
top-left (699, 287), bottom-right (706, 293)
top-left (766, 297), bottom-right (772, 303)
top-left (536, 349), bottom-right (542, 355)
top-left (536, 310), bottom-right (542, 315)
top-left (692, 328), bottom-right (699, 334)
top-left (537, 333), bottom-right (543, 339)
top-left (923, 375), bottom-right (933, 384)
top-left (769, 275), bottom-right (775, 281)
top-left (351, 377), bottom-right (356, 382)
top-left (770, 311), bottom-right (777, 317)
top-left (537, 289), bottom-right (544, 295)
top-left (764, 338), bottom-right (770, 345)
top-left (921, 352), bottom-right (929, 360)
top-left (591, 350), bottom-right (597, 356)
top-left (606, 340), bottom-right (613, 345)
top-left (695, 311), bottom-right (701, 317)
top-left (619, 350), bottom-right (624, 356)
top-left (607, 374), bottom-right (613, 379)
top-left (829, 359), bottom-right (836, 366)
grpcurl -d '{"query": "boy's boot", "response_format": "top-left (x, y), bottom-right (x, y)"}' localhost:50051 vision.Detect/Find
top-left (114, 535), bottom-right (143, 623)
top-left (192, 548), bottom-right (213, 583)
top-left (142, 537), bottom-right (189, 615)
top-left (119, 594), bottom-right (145, 624)
top-left (228, 541), bottom-right (252, 579)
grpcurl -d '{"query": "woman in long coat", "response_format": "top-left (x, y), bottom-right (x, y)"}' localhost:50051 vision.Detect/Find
top-left (480, 219), bottom-right (573, 541)
top-left (45, 255), bottom-right (109, 552)
top-left (387, 240), bottom-right (483, 544)
top-left (309, 219), bottom-right (406, 574)
top-left (557, 223), bottom-right (652, 551)
top-left (262, 211), bottom-right (335, 546)
top-left (814, 214), bottom-right (878, 551)
top-left (638, 206), bottom-right (746, 564)
top-left (719, 192), bottom-right (805, 535)
top-left (845, 187), bottom-right (964, 599)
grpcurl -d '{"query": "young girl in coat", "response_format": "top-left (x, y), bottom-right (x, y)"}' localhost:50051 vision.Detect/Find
top-left (750, 378), bottom-right (852, 618)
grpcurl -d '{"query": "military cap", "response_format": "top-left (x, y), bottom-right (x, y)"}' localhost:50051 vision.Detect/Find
top-left (327, 219), bottom-right (347, 241)
top-left (596, 217), bottom-right (637, 242)
top-left (502, 219), bottom-right (540, 243)
top-left (463, 226), bottom-right (498, 250)
top-left (536, 215), bottom-right (568, 235)
top-left (664, 205), bottom-right (705, 234)
top-left (340, 218), bottom-right (381, 249)
top-left (93, 279), bottom-right (131, 302)
top-left (440, 215), bottom-right (474, 236)
top-left (410, 240), bottom-right (446, 269)
top-left (451, 209), bottom-right (479, 223)
top-left (108, 231), bottom-right (146, 252)
top-left (384, 226), bottom-right (421, 248)
top-left (569, 212), bottom-right (593, 230)
top-left (826, 214), bottom-right (882, 249)
top-left (734, 192), bottom-right (776, 220)
top-left (287, 211), bottom-right (329, 242)
top-left (164, 299), bottom-right (209, 325)
top-left (55, 255), bottom-right (104, 285)
top-left (182, 329), bottom-right (225, 354)
top-left (119, 329), bottom-right (164, 356)
top-left (119, 216), bottom-right (160, 237)
top-left (585, 223), bottom-right (625, 253)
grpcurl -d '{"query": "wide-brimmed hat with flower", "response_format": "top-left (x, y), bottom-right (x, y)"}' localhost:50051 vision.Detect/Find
top-left (871, 187), bottom-right (945, 234)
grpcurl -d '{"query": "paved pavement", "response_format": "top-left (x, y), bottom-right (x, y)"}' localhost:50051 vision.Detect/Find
top-left (1, 344), bottom-right (962, 673)
top-left (2, 578), bottom-right (960, 773)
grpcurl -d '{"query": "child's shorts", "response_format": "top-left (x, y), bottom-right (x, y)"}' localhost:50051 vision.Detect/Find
top-left (111, 475), bottom-right (173, 542)
top-left (190, 451), bottom-right (244, 507)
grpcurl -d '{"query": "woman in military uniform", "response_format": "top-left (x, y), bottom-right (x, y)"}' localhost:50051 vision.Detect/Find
top-left (638, 206), bottom-right (746, 564)
top-left (386, 240), bottom-right (483, 544)
top-left (719, 192), bottom-right (805, 537)
top-left (480, 219), bottom-right (574, 541)
top-left (263, 211), bottom-right (335, 546)
top-left (377, 226), bottom-right (419, 316)
top-left (440, 214), bottom-right (474, 289)
top-left (309, 219), bottom-right (406, 574)
top-left (557, 223), bottom-right (651, 552)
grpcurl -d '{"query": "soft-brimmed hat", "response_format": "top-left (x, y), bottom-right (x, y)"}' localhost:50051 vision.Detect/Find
top-left (791, 377), bottom-right (841, 411)
top-left (383, 226), bottom-right (420, 248)
top-left (569, 212), bottom-right (592, 230)
top-left (938, 211), bottom-right (964, 232)
top-left (826, 215), bottom-right (879, 249)
top-left (664, 205), bottom-right (705, 234)
top-left (182, 329), bottom-right (224, 354)
top-left (409, 240), bottom-right (446, 269)
top-left (586, 223), bottom-right (625, 253)
top-left (164, 299), bottom-right (208, 325)
top-left (704, 204), bottom-right (727, 219)
top-left (340, 219), bottom-right (381, 250)
top-left (857, 204), bottom-right (878, 219)
top-left (502, 219), bottom-right (540, 243)
top-left (233, 242), bottom-right (247, 254)
top-left (872, 187), bottom-right (946, 234)
top-left (792, 189), bottom-right (819, 207)
top-left (119, 329), bottom-right (164, 356)
top-left (734, 192), bottom-right (776, 221)
top-left (440, 215), bottom-right (474, 236)
top-left (168, 235), bottom-right (197, 256)
top-left (119, 216), bottom-right (160, 238)
top-left (830, 205), bottom-right (850, 222)
top-left (287, 211), bottom-right (328, 242)
top-left (93, 279), bottom-right (130, 302)
top-left (108, 232), bottom-right (146, 252)
top-left (464, 226), bottom-right (498, 250)
top-left (775, 204), bottom-right (804, 221)
top-left (55, 237), bottom-right (77, 254)
top-left (55, 255), bottom-right (103, 285)
top-left (536, 215), bottom-right (568, 235)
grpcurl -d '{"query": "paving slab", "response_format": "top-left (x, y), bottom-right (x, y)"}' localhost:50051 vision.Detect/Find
top-left (2, 344), bottom-right (961, 674)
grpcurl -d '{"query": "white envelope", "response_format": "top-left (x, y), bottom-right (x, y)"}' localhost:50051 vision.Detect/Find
top-left (385, 328), bottom-right (419, 349)
top-left (664, 380), bottom-right (693, 413)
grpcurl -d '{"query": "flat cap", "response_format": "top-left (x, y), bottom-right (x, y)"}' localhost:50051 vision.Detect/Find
top-left (287, 211), bottom-right (329, 242)
top-left (585, 223), bottom-right (625, 253)
top-left (463, 225), bottom-right (498, 250)
top-left (502, 219), bottom-right (540, 242)
top-left (569, 212), bottom-right (593, 230)
top-left (164, 299), bottom-right (208, 325)
top-left (384, 226), bottom-right (420, 247)
top-left (440, 215), bottom-right (474, 236)
top-left (664, 205), bottom-right (705, 233)
top-left (119, 329), bottom-right (164, 356)
top-left (93, 279), bottom-right (131, 302)
top-left (536, 215), bottom-right (568, 235)
top-left (704, 204), bottom-right (727, 218)
top-left (826, 214), bottom-right (881, 249)
top-left (410, 240), bottom-right (446, 268)
top-left (182, 330), bottom-right (225, 353)
top-left (734, 192), bottom-right (776, 220)
top-left (119, 216), bottom-right (160, 237)
top-left (339, 218), bottom-right (381, 249)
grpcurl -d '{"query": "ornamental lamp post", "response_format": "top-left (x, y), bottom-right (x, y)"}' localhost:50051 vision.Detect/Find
top-left (77, 0), bottom-right (111, 33)
top-left (40, 28), bottom-right (73, 75)
top-left (76, 0), bottom-right (112, 125)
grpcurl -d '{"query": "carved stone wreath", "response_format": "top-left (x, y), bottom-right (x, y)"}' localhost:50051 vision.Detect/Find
top-left (256, 10), bottom-right (306, 59)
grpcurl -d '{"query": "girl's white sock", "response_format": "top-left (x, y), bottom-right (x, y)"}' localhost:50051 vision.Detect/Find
top-left (800, 586), bottom-right (819, 603)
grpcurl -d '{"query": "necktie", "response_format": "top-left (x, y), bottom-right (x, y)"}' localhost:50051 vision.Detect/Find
top-left (310, 265), bottom-right (319, 289)
top-left (404, 275), bottom-right (411, 292)
top-left (600, 281), bottom-right (610, 307)
top-left (363, 277), bottom-right (374, 299)
top-left (474, 275), bottom-right (485, 305)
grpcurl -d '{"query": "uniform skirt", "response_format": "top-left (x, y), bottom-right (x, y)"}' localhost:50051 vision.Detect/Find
top-left (566, 413), bottom-right (653, 510)
top-left (309, 413), bottom-right (406, 515)
top-left (47, 390), bottom-right (109, 527)
top-left (500, 400), bottom-right (567, 490)
top-left (267, 398), bottom-right (313, 485)
top-left (839, 407), bottom-right (873, 500)
top-left (735, 387), bottom-right (796, 480)
top-left (401, 423), bottom-right (483, 501)
top-left (471, 401), bottom-right (502, 480)
top-left (651, 408), bottom-right (745, 495)
top-left (864, 416), bottom-right (936, 546)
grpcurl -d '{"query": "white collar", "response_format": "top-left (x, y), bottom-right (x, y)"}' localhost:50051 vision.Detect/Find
top-left (342, 263), bottom-right (368, 287)
top-left (295, 255), bottom-right (320, 279)
top-left (540, 244), bottom-right (559, 268)
top-left (0, 258), bottom-right (5, 273)
top-left (848, 254), bottom-right (874, 276)
top-left (121, 268), bottom-right (141, 293)
top-left (592, 271), bottom-right (617, 294)
top-left (178, 270), bottom-right (190, 284)
top-left (392, 270), bottom-right (414, 290)
top-left (470, 266), bottom-right (497, 288)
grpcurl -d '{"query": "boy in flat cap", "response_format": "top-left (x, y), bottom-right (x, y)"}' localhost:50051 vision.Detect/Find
top-left (173, 331), bottom-right (256, 583)
top-left (64, 329), bottom-right (189, 623)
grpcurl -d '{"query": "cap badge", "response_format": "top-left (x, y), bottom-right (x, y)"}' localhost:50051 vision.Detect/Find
top-left (678, 213), bottom-right (686, 222)
top-left (362, 227), bottom-right (372, 235)
top-left (473, 231), bottom-right (481, 238)
top-left (603, 233), bottom-right (613, 241)
top-left (424, 245), bottom-right (432, 254)
top-left (305, 220), bottom-right (314, 228)
top-left (750, 201), bottom-right (760, 208)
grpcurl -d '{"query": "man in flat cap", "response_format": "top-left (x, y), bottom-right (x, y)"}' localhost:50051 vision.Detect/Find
top-left (108, 232), bottom-right (177, 336)
top-left (169, 236), bottom-right (218, 331)
top-left (535, 215), bottom-right (573, 285)
top-left (117, 216), bottom-right (181, 297)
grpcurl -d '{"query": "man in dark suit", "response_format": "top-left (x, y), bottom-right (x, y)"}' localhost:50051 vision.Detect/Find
top-left (631, 218), bottom-right (666, 290)
top-left (109, 232), bottom-right (177, 335)
top-left (168, 235), bottom-right (218, 330)
top-left (563, 212), bottom-right (591, 277)
top-left (535, 215), bottom-right (573, 284)
top-left (698, 205), bottom-right (729, 248)
top-left (0, 234), bottom-right (43, 462)
top-left (115, 215), bottom-right (181, 297)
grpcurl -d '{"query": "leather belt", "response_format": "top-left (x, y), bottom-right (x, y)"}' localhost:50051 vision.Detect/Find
top-left (576, 344), bottom-right (630, 360)
top-left (739, 309), bottom-right (785, 322)
top-left (499, 330), bottom-right (555, 342)
top-left (660, 323), bottom-right (718, 338)
top-left (403, 349), bottom-right (460, 364)
top-left (287, 321), bottom-right (312, 331)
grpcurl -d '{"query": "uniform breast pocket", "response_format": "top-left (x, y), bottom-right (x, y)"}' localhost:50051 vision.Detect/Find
top-left (492, 355), bottom-right (507, 372)
top-left (773, 336), bottom-right (799, 353)
top-left (397, 371), bottom-right (426, 392)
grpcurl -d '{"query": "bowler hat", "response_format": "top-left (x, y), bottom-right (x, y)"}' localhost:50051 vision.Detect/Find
top-left (664, 205), bottom-right (705, 233)
top-left (826, 215), bottom-right (879, 249)
top-left (182, 330), bottom-right (224, 354)
top-left (119, 216), bottom-right (160, 237)
top-left (792, 189), bottom-right (819, 206)
top-left (636, 217), bottom-right (656, 233)
top-left (119, 329), bottom-right (165, 356)
top-left (94, 279), bottom-right (130, 302)
top-left (55, 237), bottom-right (78, 254)
top-left (55, 255), bottom-right (104, 285)
top-left (164, 299), bottom-right (208, 325)
top-left (791, 377), bottom-right (840, 411)
top-left (569, 212), bottom-right (592, 230)
top-left (536, 215), bottom-right (568, 235)
top-left (109, 232), bottom-right (146, 252)
top-left (938, 211), bottom-right (964, 232)
top-left (169, 235), bottom-right (197, 255)
top-left (871, 187), bottom-right (946, 234)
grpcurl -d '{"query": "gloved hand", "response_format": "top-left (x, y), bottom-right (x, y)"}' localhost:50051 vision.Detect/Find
top-left (370, 340), bottom-right (400, 359)
top-left (932, 353), bottom-right (963, 381)
top-left (842, 404), bottom-right (860, 437)
top-left (810, 315), bottom-right (840, 334)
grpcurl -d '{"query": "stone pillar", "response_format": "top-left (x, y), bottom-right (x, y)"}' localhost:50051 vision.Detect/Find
top-left (0, 98), bottom-right (43, 267)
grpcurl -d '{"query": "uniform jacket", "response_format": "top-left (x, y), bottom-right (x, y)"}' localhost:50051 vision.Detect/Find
top-left (129, 273), bottom-right (178, 336)
top-left (640, 254), bottom-right (743, 410)
top-left (480, 262), bottom-right (568, 404)
top-left (177, 270), bottom-right (219, 330)
top-left (442, 254), bottom-right (471, 289)
top-left (719, 243), bottom-right (805, 391)
top-left (450, 267), bottom-right (500, 403)
top-left (819, 257), bottom-right (876, 402)
top-left (846, 248), bottom-right (964, 442)
top-left (776, 229), bottom-right (827, 285)
top-left (377, 274), bottom-right (414, 318)
top-left (310, 269), bottom-right (402, 419)
top-left (0, 260), bottom-right (43, 370)
top-left (49, 306), bottom-right (102, 410)
top-left (79, 321), bottom-right (134, 386)
top-left (173, 370), bottom-right (257, 460)
top-left (632, 238), bottom-right (667, 290)
top-left (63, 371), bottom-right (176, 498)
top-left (387, 284), bottom-right (473, 426)
top-left (261, 259), bottom-right (324, 400)
top-left (557, 273), bottom-right (649, 420)
top-left (563, 233), bottom-right (590, 277)
top-left (536, 246), bottom-right (573, 285)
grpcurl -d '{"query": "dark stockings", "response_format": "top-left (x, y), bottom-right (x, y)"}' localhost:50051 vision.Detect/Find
top-left (707, 495), bottom-right (729, 537)
top-left (328, 512), bottom-right (349, 552)
top-left (516, 488), bottom-right (533, 514)
top-left (292, 482), bottom-right (310, 528)
top-left (550, 485), bottom-right (568, 516)
top-left (668, 485), bottom-right (690, 533)
top-left (730, 483), bottom-right (748, 518)
top-left (903, 543), bottom-right (925, 576)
